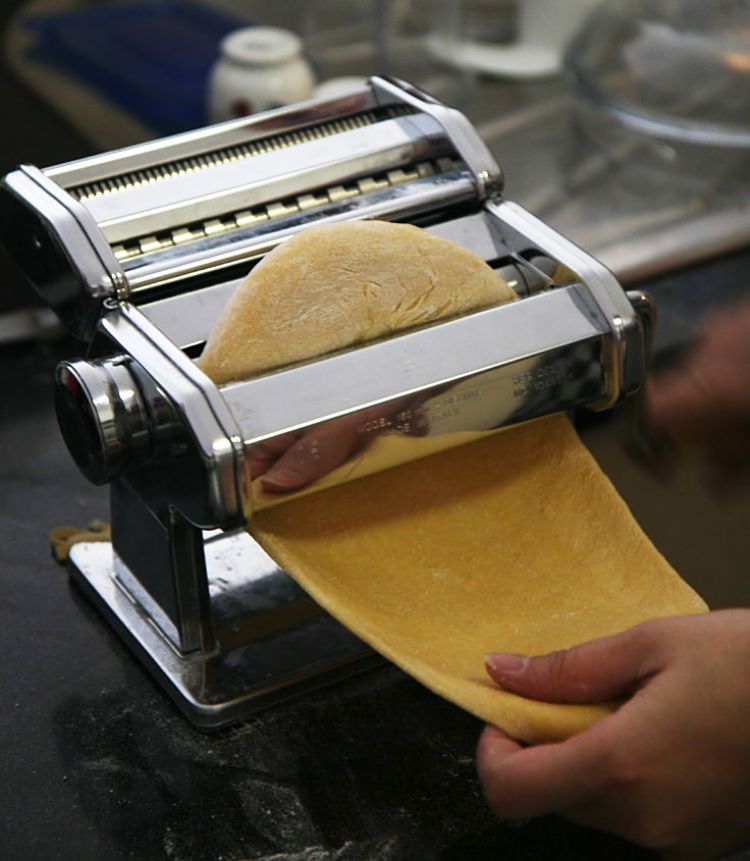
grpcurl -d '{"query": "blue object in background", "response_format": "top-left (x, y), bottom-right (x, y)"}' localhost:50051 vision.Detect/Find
top-left (23, 0), bottom-right (249, 135)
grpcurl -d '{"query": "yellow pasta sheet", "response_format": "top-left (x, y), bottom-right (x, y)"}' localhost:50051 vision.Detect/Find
top-left (250, 414), bottom-right (706, 744)
top-left (199, 219), bottom-right (706, 744)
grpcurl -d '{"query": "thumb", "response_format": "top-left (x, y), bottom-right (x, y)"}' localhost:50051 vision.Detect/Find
top-left (485, 624), bottom-right (663, 704)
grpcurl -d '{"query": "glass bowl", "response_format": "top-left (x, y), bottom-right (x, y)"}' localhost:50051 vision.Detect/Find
top-left (566, 0), bottom-right (750, 147)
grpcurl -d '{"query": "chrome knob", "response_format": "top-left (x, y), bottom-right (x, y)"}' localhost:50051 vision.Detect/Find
top-left (55, 358), bottom-right (152, 484)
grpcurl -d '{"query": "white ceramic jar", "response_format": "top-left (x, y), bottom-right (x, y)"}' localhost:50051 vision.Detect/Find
top-left (207, 26), bottom-right (316, 123)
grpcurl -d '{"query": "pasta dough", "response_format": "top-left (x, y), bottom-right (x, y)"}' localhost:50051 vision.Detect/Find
top-left (197, 220), bottom-right (516, 383)
top-left (252, 416), bottom-right (705, 744)
top-left (200, 220), bottom-right (707, 744)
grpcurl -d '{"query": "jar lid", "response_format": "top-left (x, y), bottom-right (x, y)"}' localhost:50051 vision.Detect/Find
top-left (220, 26), bottom-right (302, 67)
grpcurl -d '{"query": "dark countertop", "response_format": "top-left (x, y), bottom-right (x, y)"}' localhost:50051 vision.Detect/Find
top-left (5, 252), bottom-right (750, 861)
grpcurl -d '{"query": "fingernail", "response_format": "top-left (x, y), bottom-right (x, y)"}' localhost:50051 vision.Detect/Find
top-left (261, 468), bottom-right (306, 493)
top-left (485, 653), bottom-right (529, 675)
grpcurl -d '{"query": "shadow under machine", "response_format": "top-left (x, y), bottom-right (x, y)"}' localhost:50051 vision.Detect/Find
top-left (0, 77), bottom-right (652, 728)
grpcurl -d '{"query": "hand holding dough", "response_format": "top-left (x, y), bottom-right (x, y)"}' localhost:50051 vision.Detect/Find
top-left (199, 219), bottom-right (706, 744)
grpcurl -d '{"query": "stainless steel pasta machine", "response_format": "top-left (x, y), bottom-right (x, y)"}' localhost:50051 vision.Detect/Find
top-left (0, 76), bottom-right (652, 727)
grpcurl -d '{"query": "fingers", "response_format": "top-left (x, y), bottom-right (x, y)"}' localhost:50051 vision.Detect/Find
top-left (255, 395), bottom-right (424, 491)
top-left (485, 622), bottom-right (666, 704)
top-left (645, 302), bottom-right (750, 447)
top-left (645, 365), bottom-right (738, 444)
top-left (249, 432), bottom-right (302, 478)
top-left (479, 612), bottom-right (750, 856)
top-left (261, 416), bottom-right (362, 492)
top-left (476, 724), bottom-right (521, 764)
top-left (645, 370), bottom-right (714, 439)
top-left (260, 398), bottom-right (414, 492)
top-left (646, 363), bottom-right (750, 487)
top-left (476, 722), bottom-right (610, 819)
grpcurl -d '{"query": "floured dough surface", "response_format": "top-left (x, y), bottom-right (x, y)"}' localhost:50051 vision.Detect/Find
top-left (253, 415), bottom-right (706, 743)
top-left (201, 219), bottom-right (706, 744)
top-left (197, 219), bottom-right (516, 384)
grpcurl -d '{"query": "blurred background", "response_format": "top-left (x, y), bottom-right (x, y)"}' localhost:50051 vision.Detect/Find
top-left (5, 0), bottom-right (750, 345)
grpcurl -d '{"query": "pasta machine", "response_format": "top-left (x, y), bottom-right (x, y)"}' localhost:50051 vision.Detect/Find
top-left (0, 76), bottom-right (651, 727)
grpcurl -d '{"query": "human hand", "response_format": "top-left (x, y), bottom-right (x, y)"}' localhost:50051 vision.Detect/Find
top-left (645, 298), bottom-right (750, 480)
top-left (250, 396), bottom-right (426, 492)
top-left (476, 610), bottom-right (750, 859)
top-left (250, 414), bottom-right (369, 493)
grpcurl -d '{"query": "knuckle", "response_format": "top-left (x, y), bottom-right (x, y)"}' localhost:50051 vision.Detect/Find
top-left (622, 617), bottom-right (671, 665)
top-left (537, 648), bottom-right (573, 682)
top-left (596, 743), bottom-right (642, 793)
top-left (626, 616), bottom-right (663, 643)
top-left (580, 729), bottom-right (645, 794)
top-left (534, 647), bottom-right (596, 699)
top-left (587, 745), bottom-right (685, 851)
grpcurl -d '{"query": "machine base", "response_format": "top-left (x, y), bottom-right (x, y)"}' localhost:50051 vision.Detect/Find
top-left (68, 531), bottom-right (382, 729)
